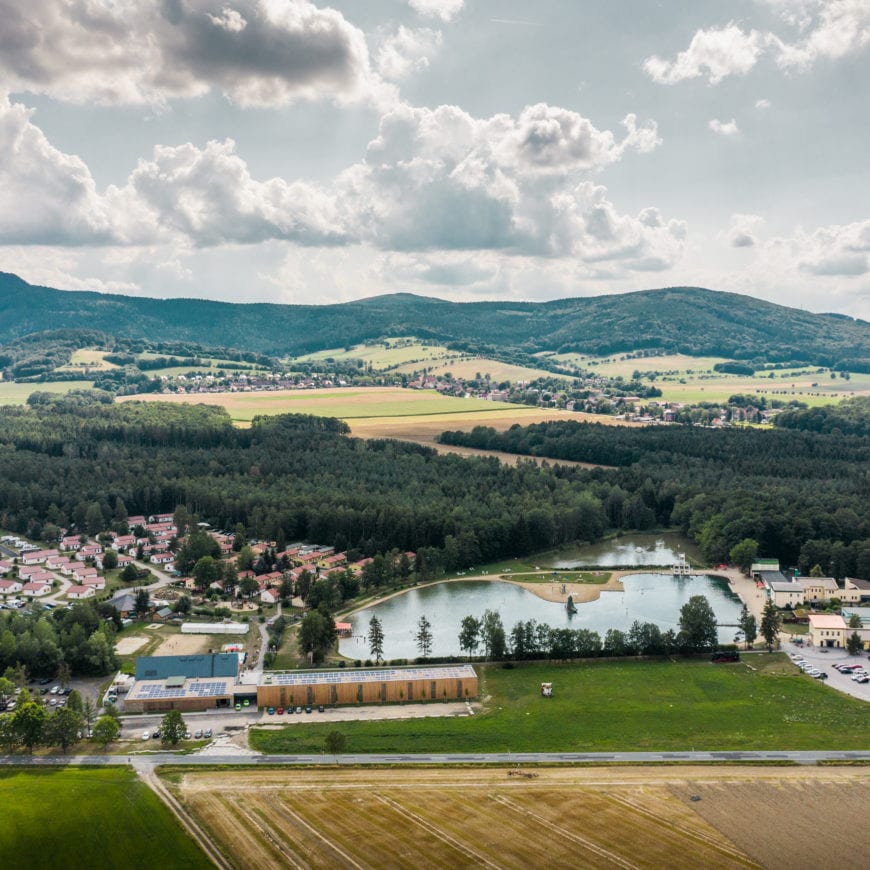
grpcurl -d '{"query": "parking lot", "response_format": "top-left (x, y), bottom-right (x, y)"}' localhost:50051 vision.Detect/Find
top-left (781, 638), bottom-right (870, 702)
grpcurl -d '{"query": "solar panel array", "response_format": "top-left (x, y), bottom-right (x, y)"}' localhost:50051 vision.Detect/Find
top-left (265, 665), bottom-right (476, 687)
top-left (132, 679), bottom-right (233, 700)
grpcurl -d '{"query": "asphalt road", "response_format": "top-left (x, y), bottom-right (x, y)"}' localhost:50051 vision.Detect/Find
top-left (3, 749), bottom-right (870, 768)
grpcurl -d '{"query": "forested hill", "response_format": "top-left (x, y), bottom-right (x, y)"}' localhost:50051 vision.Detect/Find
top-left (2, 271), bottom-right (869, 366)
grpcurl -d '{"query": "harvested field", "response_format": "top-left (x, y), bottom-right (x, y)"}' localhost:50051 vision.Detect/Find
top-left (672, 778), bottom-right (870, 870)
top-left (115, 635), bottom-right (150, 655)
top-left (171, 766), bottom-right (870, 870)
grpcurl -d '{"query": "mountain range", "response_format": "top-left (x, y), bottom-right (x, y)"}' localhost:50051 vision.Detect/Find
top-left (1, 271), bottom-right (868, 367)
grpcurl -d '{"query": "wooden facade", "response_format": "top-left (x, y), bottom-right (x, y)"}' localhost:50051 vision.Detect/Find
top-left (257, 665), bottom-right (478, 708)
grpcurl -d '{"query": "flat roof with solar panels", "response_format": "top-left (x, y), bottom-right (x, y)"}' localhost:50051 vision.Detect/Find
top-left (124, 676), bottom-right (236, 709)
top-left (261, 664), bottom-right (476, 687)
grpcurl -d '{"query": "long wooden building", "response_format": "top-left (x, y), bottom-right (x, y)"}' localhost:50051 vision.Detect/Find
top-left (257, 664), bottom-right (478, 708)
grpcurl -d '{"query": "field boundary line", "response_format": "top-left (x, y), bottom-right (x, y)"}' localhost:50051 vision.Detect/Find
top-left (273, 796), bottom-right (365, 870)
top-left (144, 770), bottom-right (233, 870)
top-left (491, 793), bottom-right (640, 870)
top-left (227, 795), bottom-right (307, 870)
top-left (373, 792), bottom-right (501, 869)
top-left (599, 792), bottom-right (759, 867)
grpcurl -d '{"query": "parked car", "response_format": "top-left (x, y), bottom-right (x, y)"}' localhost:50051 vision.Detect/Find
top-left (318, 705), bottom-right (325, 713)
top-left (194, 729), bottom-right (203, 739)
top-left (152, 730), bottom-right (161, 739)
top-left (276, 707), bottom-right (284, 715)
top-left (295, 706), bottom-right (302, 714)
top-left (204, 728), bottom-right (212, 738)
top-left (142, 730), bottom-right (150, 741)
top-left (305, 706), bottom-right (312, 714)
top-left (267, 707), bottom-right (275, 715)
top-left (50, 685), bottom-right (60, 694)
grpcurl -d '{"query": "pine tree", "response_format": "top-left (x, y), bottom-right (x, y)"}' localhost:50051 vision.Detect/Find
top-left (368, 615), bottom-right (385, 664)
top-left (415, 615), bottom-right (433, 659)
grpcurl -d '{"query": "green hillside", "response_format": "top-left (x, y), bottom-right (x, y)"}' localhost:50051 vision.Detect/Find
top-left (2, 271), bottom-right (868, 368)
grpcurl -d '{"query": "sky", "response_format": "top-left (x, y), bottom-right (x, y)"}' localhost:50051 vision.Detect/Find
top-left (0, 0), bottom-right (868, 319)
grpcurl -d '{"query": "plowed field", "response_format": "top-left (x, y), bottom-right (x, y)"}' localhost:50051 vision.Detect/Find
top-left (169, 766), bottom-right (870, 869)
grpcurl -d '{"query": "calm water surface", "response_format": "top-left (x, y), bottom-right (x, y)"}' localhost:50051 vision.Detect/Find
top-left (339, 573), bottom-right (742, 660)
top-left (544, 533), bottom-right (702, 568)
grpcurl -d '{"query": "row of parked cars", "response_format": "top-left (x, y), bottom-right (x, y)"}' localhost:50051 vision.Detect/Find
top-left (791, 655), bottom-right (829, 679)
top-left (266, 705), bottom-right (324, 715)
top-left (832, 663), bottom-right (870, 683)
top-left (141, 727), bottom-right (213, 741)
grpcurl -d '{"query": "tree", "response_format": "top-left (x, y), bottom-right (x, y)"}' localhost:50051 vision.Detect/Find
top-left (82, 697), bottom-right (96, 731)
top-left (848, 613), bottom-right (862, 629)
top-left (324, 730), bottom-right (346, 755)
top-left (481, 610), bottom-right (506, 660)
top-left (134, 588), bottom-right (150, 617)
top-left (0, 677), bottom-right (15, 708)
top-left (91, 715), bottom-right (120, 748)
top-left (13, 701), bottom-right (47, 753)
top-left (101, 549), bottom-right (118, 570)
top-left (459, 615), bottom-right (481, 657)
top-left (298, 610), bottom-right (330, 663)
top-left (239, 575), bottom-right (259, 599)
top-left (729, 538), bottom-right (759, 574)
top-left (759, 599), bottom-right (782, 652)
top-left (160, 709), bottom-right (187, 746)
top-left (738, 604), bottom-right (758, 650)
top-left (57, 661), bottom-right (72, 689)
top-left (415, 615), bottom-right (433, 659)
top-left (847, 632), bottom-right (863, 655)
top-left (368, 615), bottom-right (385, 664)
top-left (66, 689), bottom-right (83, 715)
top-left (678, 595), bottom-right (718, 652)
top-left (237, 545), bottom-right (255, 573)
top-left (0, 714), bottom-right (17, 753)
top-left (192, 555), bottom-right (222, 590)
top-left (121, 563), bottom-right (139, 583)
top-left (809, 563), bottom-right (824, 578)
top-left (174, 594), bottom-right (192, 615)
top-left (46, 707), bottom-right (84, 752)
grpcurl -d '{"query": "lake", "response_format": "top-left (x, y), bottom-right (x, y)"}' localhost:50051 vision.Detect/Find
top-left (339, 572), bottom-right (743, 660)
top-left (542, 532), bottom-right (702, 568)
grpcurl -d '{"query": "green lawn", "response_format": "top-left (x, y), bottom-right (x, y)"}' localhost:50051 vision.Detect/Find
top-left (0, 767), bottom-right (210, 868)
top-left (250, 657), bottom-right (870, 754)
top-left (0, 381), bottom-right (94, 405)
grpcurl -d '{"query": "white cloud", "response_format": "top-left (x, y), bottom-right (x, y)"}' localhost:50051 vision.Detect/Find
top-left (645, 3), bottom-right (870, 85)
top-left (0, 96), bottom-right (116, 245)
top-left (755, 98), bottom-right (771, 109)
top-left (709, 118), bottom-right (740, 136)
top-left (643, 24), bottom-right (768, 84)
top-left (119, 139), bottom-right (349, 247)
top-left (727, 213), bottom-right (763, 247)
top-left (0, 0), bottom-right (376, 107)
top-left (788, 219), bottom-right (870, 276)
top-left (408, 0), bottom-right (464, 23)
top-left (348, 104), bottom-right (680, 270)
top-left (376, 26), bottom-right (442, 80)
top-left (0, 94), bottom-right (679, 279)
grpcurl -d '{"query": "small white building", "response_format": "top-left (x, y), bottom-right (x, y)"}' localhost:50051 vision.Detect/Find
top-left (769, 581), bottom-right (804, 608)
top-left (66, 584), bottom-right (95, 600)
top-left (808, 613), bottom-right (847, 648)
top-left (21, 581), bottom-right (52, 597)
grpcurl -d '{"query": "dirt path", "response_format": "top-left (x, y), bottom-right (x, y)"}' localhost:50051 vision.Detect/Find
top-left (140, 767), bottom-right (234, 870)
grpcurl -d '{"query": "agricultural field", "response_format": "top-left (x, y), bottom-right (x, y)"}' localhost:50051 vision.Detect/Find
top-left (393, 356), bottom-right (557, 383)
top-left (250, 657), bottom-right (870, 755)
top-left (545, 351), bottom-right (870, 406)
top-left (169, 765), bottom-right (870, 870)
top-left (0, 767), bottom-right (210, 868)
top-left (0, 380), bottom-right (93, 405)
top-left (297, 338), bottom-right (456, 369)
top-left (55, 348), bottom-right (118, 371)
top-left (121, 387), bottom-right (537, 423)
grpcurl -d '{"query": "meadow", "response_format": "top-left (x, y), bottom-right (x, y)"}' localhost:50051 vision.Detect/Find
top-left (0, 380), bottom-right (93, 404)
top-left (0, 767), bottom-right (210, 868)
top-left (297, 338), bottom-right (455, 368)
top-left (250, 657), bottom-right (870, 754)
